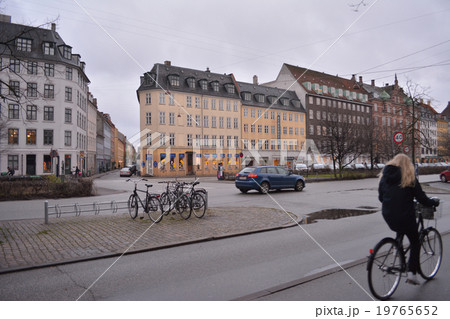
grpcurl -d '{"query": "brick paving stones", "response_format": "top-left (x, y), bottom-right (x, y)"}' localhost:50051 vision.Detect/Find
top-left (0, 207), bottom-right (298, 273)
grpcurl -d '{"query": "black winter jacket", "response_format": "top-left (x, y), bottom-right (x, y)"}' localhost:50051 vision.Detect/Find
top-left (378, 165), bottom-right (434, 233)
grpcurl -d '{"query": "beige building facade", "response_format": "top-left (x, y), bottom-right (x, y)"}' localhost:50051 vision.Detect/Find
top-left (137, 62), bottom-right (242, 177)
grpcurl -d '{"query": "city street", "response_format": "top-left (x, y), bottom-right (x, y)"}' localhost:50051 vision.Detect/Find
top-left (0, 172), bottom-right (449, 301)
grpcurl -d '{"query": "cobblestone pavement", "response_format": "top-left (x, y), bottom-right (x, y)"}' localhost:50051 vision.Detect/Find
top-left (0, 207), bottom-right (298, 273)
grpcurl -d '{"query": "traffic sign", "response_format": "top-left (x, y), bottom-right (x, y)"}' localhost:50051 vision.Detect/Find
top-left (393, 132), bottom-right (404, 144)
top-left (404, 146), bottom-right (410, 153)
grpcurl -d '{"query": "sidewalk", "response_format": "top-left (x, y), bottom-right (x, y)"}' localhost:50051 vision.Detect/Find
top-left (0, 206), bottom-right (299, 274)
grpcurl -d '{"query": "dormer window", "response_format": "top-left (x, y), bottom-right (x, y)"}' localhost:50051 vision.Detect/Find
top-left (43, 42), bottom-right (55, 55)
top-left (224, 84), bottom-right (235, 94)
top-left (242, 92), bottom-right (251, 101)
top-left (199, 79), bottom-right (208, 90)
top-left (211, 81), bottom-right (219, 92)
top-left (144, 73), bottom-right (154, 85)
top-left (168, 74), bottom-right (180, 87)
top-left (268, 96), bottom-right (277, 104)
top-left (280, 98), bottom-right (289, 106)
top-left (16, 38), bottom-right (32, 52)
top-left (292, 100), bottom-right (301, 108)
top-left (255, 94), bottom-right (265, 103)
top-left (60, 46), bottom-right (72, 59)
top-left (187, 77), bottom-right (196, 89)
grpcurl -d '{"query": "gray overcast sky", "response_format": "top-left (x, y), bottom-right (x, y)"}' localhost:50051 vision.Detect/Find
top-left (4, 0), bottom-right (450, 140)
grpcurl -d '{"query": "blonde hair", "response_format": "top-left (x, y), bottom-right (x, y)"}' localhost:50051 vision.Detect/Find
top-left (384, 153), bottom-right (416, 188)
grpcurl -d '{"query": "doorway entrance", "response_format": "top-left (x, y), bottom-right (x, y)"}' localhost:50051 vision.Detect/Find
top-left (26, 154), bottom-right (36, 175)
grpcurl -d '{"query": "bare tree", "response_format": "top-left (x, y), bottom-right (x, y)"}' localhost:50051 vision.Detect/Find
top-left (318, 110), bottom-right (368, 178)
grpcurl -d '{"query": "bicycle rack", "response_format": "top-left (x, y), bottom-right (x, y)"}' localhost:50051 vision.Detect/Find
top-left (44, 199), bottom-right (129, 224)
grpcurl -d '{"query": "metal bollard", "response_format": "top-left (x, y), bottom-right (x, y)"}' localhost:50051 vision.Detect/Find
top-left (44, 200), bottom-right (49, 224)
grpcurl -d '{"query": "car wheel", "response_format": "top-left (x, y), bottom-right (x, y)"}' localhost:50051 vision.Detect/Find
top-left (295, 180), bottom-right (305, 191)
top-left (239, 189), bottom-right (248, 194)
top-left (259, 181), bottom-right (270, 194)
top-left (441, 175), bottom-right (448, 183)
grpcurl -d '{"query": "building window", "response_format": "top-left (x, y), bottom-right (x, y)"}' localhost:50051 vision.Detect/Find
top-left (62, 46), bottom-right (72, 59)
top-left (8, 104), bottom-right (20, 119)
top-left (27, 105), bottom-right (37, 120)
top-left (66, 67), bottom-right (73, 80)
top-left (226, 101), bottom-right (231, 111)
top-left (264, 125), bottom-right (269, 134)
top-left (169, 112), bottom-right (175, 125)
top-left (219, 117), bottom-right (224, 128)
top-left (44, 63), bottom-right (54, 77)
top-left (258, 125), bottom-right (262, 133)
top-left (251, 124), bottom-right (255, 133)
top-left (9, 58), bottom-right (20, 72)
top-left (187, 96), bottom-right (192, 107)
top-left (65, 87), bottom-right (72, 101)
top-left (211, 82), bottom-right (219, 92)
top-left (234, 101), bottom-right (238, 112)
top-left (160, 133), bottom-right (166, 146)
top-left (64, 131), bottom-right (72, 146)
top-left (234, 118), bottom-right (238, 129)
top-left (27, 83), bottom-right (37, 97)
top-left (187, 78), bottom-right (195, 89)
top-left (146, 133), bottom-right (152, 146)
top-left (27, 61), bottom-right (38, 75)
top-left (200, 80), bottom-right (208, 90)
top-left (251, 109), bottom-right (255, 118)
top-left (226, 117), bottom-right (231, 129)
top-left (65, 108), bottom-right (72, 123)
top-left (8, 155), bottom-right (19, 170)
top-left (187, 114), bottom-right (192, 126)
top-left (243, 124), bottom-right (248, 132)
top-left (43, 155), bottom-right (52, 173)
top-left (44, 106), bottom-right (54, 121)
top-left (169, 133), bottom-right (175, 146)
top-left (203, 115), bottom-right (209, 128)
top-left (195, 115), bottom-right (201, 127)
top-left (211, 99), bottom-right (216, 110)
top-left (159, 112), bottom-right (166, 124)
top-left (195, 97), bottom-right (200, 108)
top-left (225, 84), bottom-right (235, 94)
top-left (219, 136), bottom-right (224, 147)
top-left (187, 134), bottom-right (192, 146)
top-left (43, 42), bottom-right (55, 55)
top-left (243, 108), bottom-right (248, 117)
top-left (9, 81), bottom-right (20, 96)
top-left (44, 84), bottom-right (54, 98)
top-left (159, 92), bottom-right (165, 104)
top-left (16, 38), bottom-right (32, 51)
top-left (203, 98), bottom-right (208, 109)
top-left (145, 93), bottom-right (151, 104)
top-left (8, 128), bottom-right (19, 144)
top-left (219, 100), bottom-right (224, 111)
top-left (43, 130), bottom-right (53, 145)
top-left (211, 116), bottom-right (217, 128)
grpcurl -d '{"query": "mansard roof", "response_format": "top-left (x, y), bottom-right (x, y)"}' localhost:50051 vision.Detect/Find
top-left (137, 63), bottom-right (240, 99)
top-left (237, 81), bottom-right (305, 112)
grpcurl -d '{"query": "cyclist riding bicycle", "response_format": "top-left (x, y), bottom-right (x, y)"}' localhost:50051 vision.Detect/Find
top-left (378, 154), bottom-right (439, 285)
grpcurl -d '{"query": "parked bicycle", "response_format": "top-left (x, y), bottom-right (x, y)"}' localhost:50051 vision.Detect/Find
top-left (127, 179), bottom-right (163, 223)
top-left (367, 199), bottom-right (442, 300)
top-left (183, 181), bottom-right (207, 218)
top-left (158, 181), bottom-right (191, 219)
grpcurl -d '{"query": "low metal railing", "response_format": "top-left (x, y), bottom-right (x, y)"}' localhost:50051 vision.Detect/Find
top-left (44, 200), bottom-right (129, 224)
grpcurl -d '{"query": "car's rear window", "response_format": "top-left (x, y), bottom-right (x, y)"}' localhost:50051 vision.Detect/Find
top-left (239, 167), bottom-right (256, 174)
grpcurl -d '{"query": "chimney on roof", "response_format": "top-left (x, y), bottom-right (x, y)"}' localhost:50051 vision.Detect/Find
top-left (359, 76), bottom-right (363, 84)
top-left (93, 98), bottom-right (97, 106)
top-left (164, 60), bottom-right (171, 66)
top-left (0, 14), bottom-right (11, 23)
top-left (206, 67), bottom-right (210, 72)
top-left (371, 79), bottom-right (375, 86)
top-left (351, 74), bottom-right (356, 82)
top-left (253, 75), bottom-right (258, 85)
top-left (51, 23), bottom-right (56, 31)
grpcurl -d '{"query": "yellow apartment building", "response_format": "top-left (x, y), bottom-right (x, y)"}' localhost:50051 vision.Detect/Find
top-left (237, 80), bottom-right (306, 168)
top-left (137, 61), bottom-right (242, 177)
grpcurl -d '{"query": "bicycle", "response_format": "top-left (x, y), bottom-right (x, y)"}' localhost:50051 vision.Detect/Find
top-left (367, 199), bottom-right (443, 300)
top-left (158, 181), bottom-right (191, 220)
top-left (183, 181), bottom-right (208, 218)
top-left (127, 179), bottom-right (163, 223)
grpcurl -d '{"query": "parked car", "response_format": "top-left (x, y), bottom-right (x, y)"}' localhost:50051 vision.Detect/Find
top-left (440, 169), bottom-right (450, 183)
top-left (352, 163), bottom-right (366, 170)
top-left (120, 167), bottom-right (133, 177)
top-left (235, 166), bottom-right (305, 194)
top-left (375, 163), bottom-right (385, 170)
top-left (309, 163), bottom-right (326, 171)
top-left (295, 163), bottom-right (308, 171)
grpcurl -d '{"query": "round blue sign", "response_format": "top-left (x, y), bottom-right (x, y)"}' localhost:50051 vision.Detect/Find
top-left (153, 161), bottom-right (158, 168)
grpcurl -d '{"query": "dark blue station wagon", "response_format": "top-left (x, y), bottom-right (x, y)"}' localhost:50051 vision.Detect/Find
top-left (235, 166), bottom-right (306, 194)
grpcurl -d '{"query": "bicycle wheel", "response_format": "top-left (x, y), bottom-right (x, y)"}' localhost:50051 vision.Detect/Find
top-left (176, 194), bottom-right (191, 219)
top-left (419, 227), bottom-right (442, 280)
top-left (191, 192), bottom-right (206, 218)
top-left (159, 192), bottom-right (171, 215)
top-left (146, 195), bottom-right (163, 223)
top-left (367, 238), bottom-right (403, 300)
top-left (128, 194), bottom-right (138, 219)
